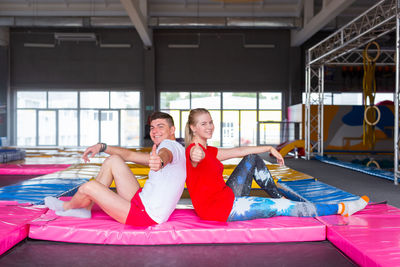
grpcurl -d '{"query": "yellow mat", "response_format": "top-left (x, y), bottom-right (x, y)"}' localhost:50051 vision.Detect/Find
top-left (110, 164), bottom-right (313, 188)
top-left (19, 148), bottom-right (313, 188)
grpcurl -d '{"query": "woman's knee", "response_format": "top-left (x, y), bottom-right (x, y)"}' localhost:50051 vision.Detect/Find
top-left (244, 154), bottom-right (261, 161)
top-left (243, 154), bottom-right (260, 165)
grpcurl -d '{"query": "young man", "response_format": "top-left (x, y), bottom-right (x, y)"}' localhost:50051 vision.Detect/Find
top-left (45, 112), bottom-right (186, 226)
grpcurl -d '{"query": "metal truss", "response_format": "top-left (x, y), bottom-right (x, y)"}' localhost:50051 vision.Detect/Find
top-left (326, 49), bottom-right (395, 66)
top-left (305, 0), bottom-right (400, 184)
top-left (308, 0), bottom-right (397, 65)
top-left (395, 10), bottom-right (400, 185)
top-left (305, 65), bottom-right (324, 159)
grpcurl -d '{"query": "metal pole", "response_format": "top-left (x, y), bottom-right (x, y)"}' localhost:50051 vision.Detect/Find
top-left (305, 64), bottom-right (311, 160)
top-left (319, 65), bottom-right (324, 156)
top-left (394, 0), bottom-right (400, 185)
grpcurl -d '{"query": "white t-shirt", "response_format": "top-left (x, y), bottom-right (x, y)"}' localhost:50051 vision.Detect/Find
top-left (139, 139), bottom-right (186, 224)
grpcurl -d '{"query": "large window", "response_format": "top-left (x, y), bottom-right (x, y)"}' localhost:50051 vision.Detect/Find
top-left (16, 91), bottom-right (141, 147)
top-left (160, 92), bottom-right (282, 146)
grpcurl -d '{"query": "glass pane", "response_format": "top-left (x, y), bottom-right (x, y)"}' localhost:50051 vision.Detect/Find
top-left (181, 110), bottom-right (190, 139)
top-left (286, 122), bottom-right (302, 140)
top-left (38, 110), bottom-right (56, 145)
top-left (191, 92), bottom-right (221, 109)
top-left (208, 110), bottom-right (221, 147)
top-left (80, 91), bottom-right (109, 108)
top-left (49, 92), bottom-right (77, 108)
top-left (59, 110), bottom-right (78, 146)
top-left (17, 91), bottom-right (46, 108)
top-left (259, 93), bottom-right (282, 110)
top-left (111, 92), bottom-right (140, 109)
top-left (223, 92), bottom-right (257, 109)
top-left (240, 111), bottom-right (257, 146)
top-left (375, 93), bottom-right (394, 104)
top-left (222, 110), bottom-right (239, 147)
top-left (259, 110), bottom-right (282, 121)
top-left (161, 110), bottom-right (182, 138)
top-left (121, 110), bottom-right (140, 147)
top-left (259, 123), bottom-right (281, 145)
top-left (17, 110), bottom-right (36, 146)
top-left (332, 93), bottom-right (362, 105)
top-left (80, 110), bottom-right (99, 146)
top-left (302, 92), bottom-right (333, 105)
top-left (100, 110), bottom-right (119, 146)
top-left (160, 92), bottom-right (190, 109)
top-left (259, 111), bottom-right (283, 145)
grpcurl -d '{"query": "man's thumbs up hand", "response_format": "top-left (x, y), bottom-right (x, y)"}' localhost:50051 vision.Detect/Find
top-left (149, 144), bottom-right (162, 171)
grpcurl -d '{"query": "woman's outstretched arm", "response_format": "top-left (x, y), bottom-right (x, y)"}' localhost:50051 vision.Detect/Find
top-left (217, 146), bottom-right (284, 166)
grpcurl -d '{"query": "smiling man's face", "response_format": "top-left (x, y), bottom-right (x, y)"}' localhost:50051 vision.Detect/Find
top-left (149, 118), bottom-right (175, 146)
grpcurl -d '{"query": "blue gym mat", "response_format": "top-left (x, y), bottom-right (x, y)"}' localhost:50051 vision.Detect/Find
top-left (277, 178), bottom-right (359, 204)
top-left (0, 175), bottom-right (88, 205)
top-left (315, 155), bottom-right (394, 181)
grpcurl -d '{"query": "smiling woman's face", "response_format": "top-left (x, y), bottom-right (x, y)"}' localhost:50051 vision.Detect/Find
top-left (191, 112), bottom-right (214, 140)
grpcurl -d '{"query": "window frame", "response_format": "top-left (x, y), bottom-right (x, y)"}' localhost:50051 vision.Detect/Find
top-left (15, 90), bottom-right (141, 147)
top-left (160, 91), bottom-right (283, 147)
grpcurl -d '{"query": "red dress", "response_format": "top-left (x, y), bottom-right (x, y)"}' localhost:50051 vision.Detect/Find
top-left (185, 143), bottom-right (235, 222)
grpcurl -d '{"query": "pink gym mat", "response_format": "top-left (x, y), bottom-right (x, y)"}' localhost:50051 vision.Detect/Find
top-left (29, 204), bottom-right (326, 245)
top-left (317, 204), bottom-right (400, 267)
top-left (0, 164), bottom-right (70, 175)
top-left (0, 201), bottom-right (47, 255)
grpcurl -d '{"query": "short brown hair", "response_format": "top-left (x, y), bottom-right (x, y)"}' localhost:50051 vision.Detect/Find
top-left (149, 111), bottom-right (174, 127)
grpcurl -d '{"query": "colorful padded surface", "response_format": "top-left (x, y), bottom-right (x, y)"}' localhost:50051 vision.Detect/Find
top-left (0, 165), bottom-right (99, 204)
top-left (317, 204), bottom-right (400, 267)
top-left (277, 179), bottom-right (359, 203)
top-left (268, 164), bottom-right (313, 182)
top-left (0, 201), bottom-right (47, 255)
top-left (0, 164), bottom-right (70, 175)
top-left (122, 164), bottom-right (313, 189)
top-left (29, 204), bottom-right (326, 245)
top-left (0, 178), bottom-right (87, 204)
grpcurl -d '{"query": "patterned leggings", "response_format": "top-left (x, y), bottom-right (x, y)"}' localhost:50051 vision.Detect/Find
top-left (226, 155), bottom-right (338, 221)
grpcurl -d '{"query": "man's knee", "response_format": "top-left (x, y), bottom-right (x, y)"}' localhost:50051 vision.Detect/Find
top-left (102, 154), bottom-right (124, 168)
top-left (105, 154), bottom-right (124, 163)
top-left (78, 180), bottom-right (97, 195)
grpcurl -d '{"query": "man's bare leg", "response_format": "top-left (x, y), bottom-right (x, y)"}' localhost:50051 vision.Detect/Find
top-left (56, 180), bottom-right (133, 223)
top-left (45, 155), bottom-right (140, 220)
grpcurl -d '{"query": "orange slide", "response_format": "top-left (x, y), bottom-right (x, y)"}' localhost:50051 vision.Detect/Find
top-left (276, 140), bottom-right (305, 157)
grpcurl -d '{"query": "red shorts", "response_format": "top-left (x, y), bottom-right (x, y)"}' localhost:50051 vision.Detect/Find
top-left (125, 188), bottom-right (157, 227)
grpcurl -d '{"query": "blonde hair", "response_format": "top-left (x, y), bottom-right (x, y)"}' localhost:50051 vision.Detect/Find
top-left (185, 108), bottom-right (210, 147)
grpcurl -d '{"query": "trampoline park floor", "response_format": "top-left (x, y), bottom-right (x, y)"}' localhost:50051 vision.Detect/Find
top-left (0, 240), bottom-right (356, 267)
top-left (2, 149), bottom-right (400, 266)
top-left (0, 182), bottom-right (357, 265)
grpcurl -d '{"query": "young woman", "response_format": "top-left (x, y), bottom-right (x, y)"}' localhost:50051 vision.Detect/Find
top-left (185, 108), bottom-right (369, 222)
